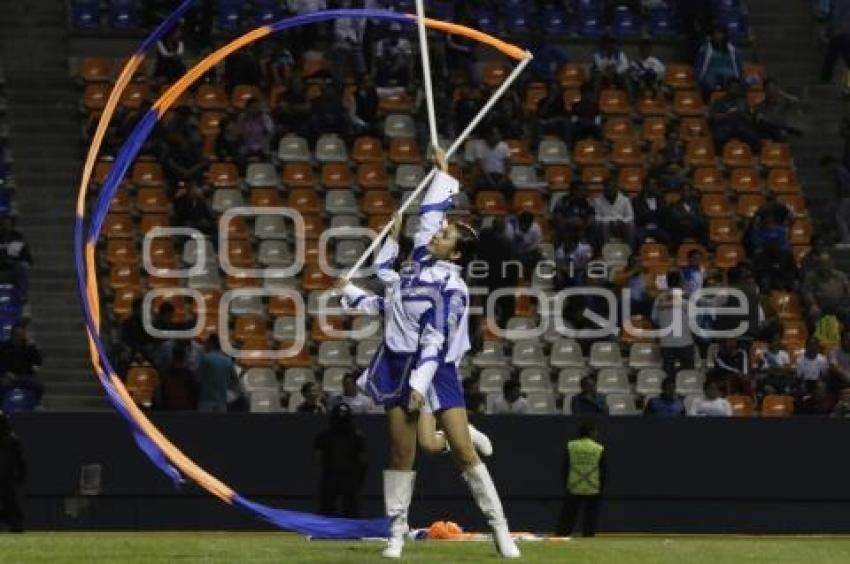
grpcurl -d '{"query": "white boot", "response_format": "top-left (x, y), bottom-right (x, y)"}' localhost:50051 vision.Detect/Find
top-left (463, 463), bottom-right (520, 558)
top-left (436, 425), bottom-right (493, 457)
top-left (382, 470), bottom-right (415, 559)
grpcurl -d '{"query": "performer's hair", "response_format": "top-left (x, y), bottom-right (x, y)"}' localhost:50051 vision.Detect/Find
top-left (453, 221), bottom-right (479, 269)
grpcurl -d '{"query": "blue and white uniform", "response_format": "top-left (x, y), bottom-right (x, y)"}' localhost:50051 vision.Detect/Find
top-left (341, 171), bottom-right (470, 411)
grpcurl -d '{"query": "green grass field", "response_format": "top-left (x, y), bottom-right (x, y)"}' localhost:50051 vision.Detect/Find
top-left (1, 533), bottom-right (849, 563)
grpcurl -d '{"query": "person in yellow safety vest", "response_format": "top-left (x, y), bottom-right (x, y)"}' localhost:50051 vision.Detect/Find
top-left (555, 421), bottom-right (606, 537)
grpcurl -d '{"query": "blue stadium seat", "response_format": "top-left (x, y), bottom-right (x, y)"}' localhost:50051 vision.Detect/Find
top-left (0, 285), bottom-right (22, 320)
top-left (542, 7), bottom-right (570, 37)
top-left (0, 188), bottom-right (11, 216)
top-left (575, 12), bottom-right (604, 38)
top-left (109, 0), bottom-right (139, 30)
top-left (573, 0), bottom-right (602, 15)
top-left (217, 0), bottom-right (244, 32)
top-left (1, 387), bottom-right (37, 413)
top-left (722, 13), bottom-right (749, 42)
top-left (429, 0), bottom-right (455, 20)
top-left (71, 0), bottom-right (100, 29)
top-left (506, 12), bottom-right (533, 35)
top-left (648, 7), bottom-right (677, 38)
top-left (392, 0), bottom-right (415, 12)
top-left (253, 0), bottom-right (280, 24)
top-left (474, 8), bottom-right (500, 36)
top-left (612, 6), bottom-right (641, 38)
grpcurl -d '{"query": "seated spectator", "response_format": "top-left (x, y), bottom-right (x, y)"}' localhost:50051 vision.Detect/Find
top-left (830, 387), bottom-right (850, 418)
top-left (173, 181), bottom-right (215, 236)
top-left (555, 230), bottom-right (594, 288)
top-left (453, 86), bottom-right (482, 140)
top-left (197, 335), bottom-right (235, 413)
top-left (591, 181), bottom-right (635, 249)
top-left (709, 78), bottom-right (760, 151)
top-left (553, 183), bottom-right (594, 241)
top-left (504, 212), bottom-right (543, 277)
top-left (331, 374), bottom-right (373, 415)
top-left (331, 8), bottom-right (366, 83)
top-left (655, 126), bottom-right (686, 169)
top-left (491, 379), bottom-right (529, 415)
top-left (615, 256), bottom-right (655, 317)
top-left (373, 23), bottom-right (413, 89)
top-left (463, 377), bottom-right (486, 416)
top-left (755, 79), bottom-right (803, 141)
top-left (224, 44), bottom-right (263, 93)
top-left (652, 271), bottom-right (695, 377)
top-left (687, 380), bottom-right (732, 417)
top-left (828, 331), bottom-right (850, 389)
top-left (119, 298), bottom-right (155, 366)
top-left (571, 376), bottom-right (609, 416)
top-left (153, 28), bottom-right (186, 86)
top-left (753, 240), bottom-right (797, 293)
top-left (644, 376), bottom-right (686, 417)
top-left (663, 185), bottom-right (707, 246)
top-left (757, 335), bottom-right (794, 395)
top-left (534, 84), bottom-right (571, 145)
top-left (214, 111), bottom-right (243, 162)
top-left (797, 338), bottom-right (830, 393)
top-left (590, 35), bottom-right (630, 96)
top-left (237, 99), bottom-right (275, 163)
top-left (570, 83), bottom-right (603, 146)
top-left (162, 126), bottom-right (206, 190)
top-left (298, 381), bottom-right (327, 414)
top-left (749, 205), bottom-right (791, 258)
top-left (801, 252), bottom-right (850, 324)
top-left (350, 74), bottom-right (379, 135)
top-left (695, 28), bottom-right (743, 95)
top-left (0, 218), bottom-right (32, 302)
top-left (307, 85), bottom-right (352, 143)
top-left (629, 39), bottom-right (666, 97)
top-left (709, 338), bottom-right (750, 394)
top-left (797, 380), bottom-right (835, 415)
top-left (681, 249), bottom-right (706, 297)
top-left (631, 182), bottom-right (668, 244)
top-left (474, 127), bottom-right (514, 199)
top-left (0, 324), bottom-right (43, 406)
top-left (476, 217), bottom-right (518, 327)
top-left (160, 343), bottom-right (197, 410)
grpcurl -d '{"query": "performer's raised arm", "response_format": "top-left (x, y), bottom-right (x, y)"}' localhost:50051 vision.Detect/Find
top-left (412, 150), bottom-right (459, 265)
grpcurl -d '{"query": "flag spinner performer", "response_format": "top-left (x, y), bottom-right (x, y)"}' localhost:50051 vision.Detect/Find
top-left (337, 147), bottom-right (520, 559)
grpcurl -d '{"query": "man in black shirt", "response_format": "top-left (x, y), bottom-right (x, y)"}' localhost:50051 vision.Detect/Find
top-left (0, 410), bottom-right (26, 532)
top-left (0, 218), bottom-right (32, 302)
top-left (313, 403), bottom-right (367, 518)
top-left (0, 325), bottom-right (43, 405)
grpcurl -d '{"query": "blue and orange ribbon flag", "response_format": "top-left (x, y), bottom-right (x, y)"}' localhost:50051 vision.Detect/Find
top-left (74, 5), bottom-right (527, 538)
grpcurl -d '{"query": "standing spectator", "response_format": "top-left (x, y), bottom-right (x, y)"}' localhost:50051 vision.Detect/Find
top-left (591, 181), bottom-right (635, 249)
top-left (828, 330), bottom-right (850, 388)
top-left (476, 217), bottom-right (518, 328)
top-left (463, 377), bottom-right (486, 416)
top-left (173, 182), bottom-right (214, 236)
top-left (0, 218), bottom-right (33, 302)
top-left (153, 28), bottom-right (186, 86)
top-left (162, 125), bottom-right (206, 189)
top-left (196, 335), bottom-right (234, 413)
top-left (570, 83), bottom-right (603, 146)
top-left (644, 376), bottom-right (686, 417)
top-left (571, 376), bottom-right (609, 416)
top-left (373, 23), bottom-right (413, 89)
top-left (350, 74), bottom-right (379, 135)
top-left (664, 185), bottom-right (707, 246)
top-left (797, 338), bottom-right (830, 392)
top-left (709, 78), bottom-right (760, 152)
top-left (590, 35), bottom-right (630, 96)
top-left (0, 411), bottom-right (25, 533)
top-left (801, 252), bottom-right (850, 324)
top-left (237, 99), bottom-right (275, 163)
top-left (331, 374), bottom-right (373, 414)
top-left (297, 381), bottom-right (327, 414)
top-left (631, 182), bottom-right (668, 245)
top-left (687, 380), bottom-right (733, 416)
top-left (224, 44), bottom-right (263, 93)
top-left (331, 3), bottom-right (367, 83)
top-left (555, 421), bottom-right (606, 538)
top-left (797, 380), bottom-right (835, 415)
top-left (819, 0), bottom-right (850, 83)
top-left (681, 249), bottom-right (707, 297)
top-left (474, 128), bottom-right (514, 199)
top-left (0, 325), bottom-right (43, 406)
top-left (709, 338), bottom-right (749, 394)
top-left (314, 403), bottom-right (368, 518)
top-left (652, 271), bottom-right (695, 378)
top-left (695, 28), bottom-right (743, 95)
top-left (160, 344), bottom-right (197, 411)
top-left (490, 379), bottom-right (529, 415)
top-left (757, 336), bottom-right (794, 395)
top-left (504, 212), bottom-right (543, 277)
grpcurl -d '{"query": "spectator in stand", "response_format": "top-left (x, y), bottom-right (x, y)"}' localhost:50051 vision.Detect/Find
top-left (709, 338), bottom-right (749, 394)
top-left (757, 335), bottom-right (794, 395)
top-left (629, 40), bottom-right (666, 97)
top-left (331, 4), bottom-right (366, 83)
top-left (589, 35), bottom-right (630, 96)
top-left (475, 127), bottom-right (514, 200)
top-left (591, 180), bottom-right (635, 249)
top-left (0, 325), bottom-right (43, 406)
top-left (819, 0), bottom-right (850, 83)
top-left (0, 411), bottom-right (26, 533)
top-left (644, 376), bottom-right (686, 417)
top-left (264, 41), bottom-right (296, 86)
top-left (162, 120), bottom-right (206, 190)
top-left (491, 379), bottom-right (529, 415)
top-left (215, 110), bottom-right (242, 162)
top-left (570, 83), bottom-right (603, 147)
top-left (196, 334), bottom-right (235, 413)
top-left (373, 23), bottom-right (413, 89)
top-left (173, 181), bottom-right (215, 236)
top-left (709, 78), bottom-right (760, 152)
top-left (224, 44), bottom-right (263, 93)
top-left (476, 217), bottom-right (518, 328)
top-left (631, 181), bottom-right (668, 244)
top-left (828, 330), bottom-right (850, 388)
top-left (308, 85), bottom-right (352, 143)
top-left (237, 99), bottom-right (275, 164)
top-left (297, 381), bottom-right (327, 414)
top-left (504, 212), bottom-right (543, 277)
top-left (331, 374), bottom-right (373, 415)
top-left (822, 155), bottom-right (850, 243)
top-left (753, 240), bottom-right (797, 293)
top-left (446, 21), bottom-right (477, 85)
top-left (664, 185), bottom-right (707, 246)
top-left (797, 338), bottom-right (830, 393)
top-left (119, 298), bottom-right (154, 363)
top-left (681, 249), bottom-right (706, 297)
top-left (314, 403), bottom-right (367, 518)
top-left (160, 343), bottom-right (197, 410)
top-left (652, 271), bottom-right (695, 377)
top-left (616, 256), bottom-right (655, 317)
top-left (798, 380), bottom-right (835, 415)
top-left (571, 376), bottom-right (609, 416)
top-left (688, 380), bottom-right (733, 416)
top-left (0, 218), bottom-right (32, 302)
top-left (749, 201), bottom-right (791, 258)
top-left (755, 80), bottom-right (803, 141)
top-left (463, 377), bottom-right (486, 416)
top-left (534, 84), bottom-right (571, 145)
top-left (153, 27), bottom-right (185, 86)
top-left (801, 252), bottom-right (850, 324)
top-left (350, 74), bottom-right (379, 135)
top-left (555, 230), bottom-right (594, 288)
top-left (830, 386), bottom-right (850, 417)
top-left (695, 28), bottom-right (743, 96)
top-left (553, 183), bottom-right (594, 241)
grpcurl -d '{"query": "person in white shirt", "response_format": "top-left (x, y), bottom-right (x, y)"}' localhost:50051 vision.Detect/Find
top-left (504, 212), bottom-right (543, 275)
top-left (796, 338), bottom-right (829, 392)
top-left (475, 127), bottom-right (514, 198)
top-left (590, 35), bottom-right (630, 95)
top-left (592, 181), bottom-right (635, 249)
top-left (651, 271), bottom-right (695, 378)
top-left (332, 373), bottom-right (375, 414)
top-left (758, 336), bottom-right (794, 394)
top-left (331, 1), bottom-right (366, 82)
top-left (490, 380), bottom-right (529, 415)
top-left (629, 40), bottom-right (666, 96)
top-left (688, 380), bottom-right (733, 417)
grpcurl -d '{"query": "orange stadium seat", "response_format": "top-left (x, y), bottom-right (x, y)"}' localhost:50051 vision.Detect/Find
top-left (723, 140), bottom-right (754, 168)
top-left (558, 64), bottom-right (585, 89)
top-left (367, 215), bottom-right (392, 233)
top-left (209, 162), bottom-right (240, 187)
top-left (120, 83), bottom-right (149, 110)
top-left (693, 167), bottom-right (726, 193)
top-left (269, 294), bottom-right (298, 316)
top-left (277, 342), bottom-right (313, 368)
top-left (136, 187), bottom-right (169, 214)
top-left (604, 116), bottom-right (635, 140)
top-left (574, 139), bottom-right (607, 166)
top-left (642, 116), bottom-right (667, 142)
top-left (321, 163), bottom-right (354, 188)
top-left (238, 339), bottom-right (275, 369)
top-left (196, 84), bottom-right (229, 110)
top-left (109, 264), bottom-right (141, 291)
top-left (673, 90), bottom-right (704, 116)
top-left (226, 240), bottom-right (256, 268)
top-left (234, 315), bottom-right (268, 342)
top-left (523, 83), bottom-right (548, 114)
top-left (79, 57), bottom-right (113, 82)
top-left (109, 189), bottom-right (131, 213)
top-left (378, 91), bottom-right (414, 114)
top-left (545, 165), bottom-right (573, 190)
top-left (728, 394), bottom-right (755, 416)
top-left (200, 112), bottom-right (224, 136)
top-left (126, 365), bottom-right (160, 408)
top-left (93, 160), bottom-right (114, 185)
top-left (680, 117), bottom-right (710, 140)
top-left (512, 192), bottom-right (546, 215)
top-left (288, 189), bottom-right (321, 215)
top-left (701, 194), bottom-right (732, 218)
top-left (250, 188), bottom-right (281, 207)
top-left (363, 191), bottom-right (397, 216)
top-left (736, 194), bottom-right (765, 218)
top-left (103, 213), bottom-right (134, 239)
top-left (389, 138), bottom-right (420, 164)
top-left (112, 287), bottom-right (142, 319)
top-left (226, 216), bottom-right (249, 240)
top-left (563, 88), bottom-right (582, 111)
top-left (599, 89), bottom-right (630, 114)
top-left (352, 136), bottom-right (385, 163)
top-left (618, 167), bottom-right (646, 194)
top-left (147, 275), bottom-right (174, 290)
top-left (302, 263), bottom-right (334, 291)
top-left (743, 63), bottom-right (767, 90)
top-left (676, 242), bottom-right (708, 267)
top-left (106, 239), bottom-right (138, 265)
top-left (760, 142), bottom-right (792, 168)
top-left (637, 92), bottom-right (667, 116)
top-left (302, 215), bottom-right (324, 240)
top-left (686, 138), bottom-right (716, 167)
top-left (507, 140), bottom-right (535, 165)
top-left (714, 244), bottom-right (746, 269)
top-left (146, 237), bottom-right (177, 269)
top-left (279, 163), bottom-right (313, 189)
top-left (225, 271), bottom-right (259, 289)
top-left (640, 242), bottom-right (671, 267)
top-left (83, 83), bottom-right (108, 112)
top-left (781, 320), bottom-right (809, 345)
top-left (622, 316), bottom-right (655, 345)
top-left (482, 62), bottom-right (508, 88)
top-left (769, 291), bottom-right (802, 320)
top-left (357, 163), bottom-right (388, 190)
top-left (475, 191), bottom-right (508, 215)
top-left (665, 64), bottom-right (695, 89)
top-left (582, 166), bottom-right (609, 185)
top-left (730, 167), bottom-right (762, 193)
top-left (778, 194), bottom-right (808, 217)
top-left (762, 394), bottom-right (794, 417)
top-left (232, 84), bottom-right (263, 109)
top-left (611, 139), bottom-right (644, 167)
top-left (131, 162), bottom-right (164, 187)
top-left (709, 218), bottom-right (740, 244)
top-left (312, 317), bottom-right (345, 343)
top-left (790, 219), bottom-right (812, 245)
top-left (767, 168), bottom-right (800, 194)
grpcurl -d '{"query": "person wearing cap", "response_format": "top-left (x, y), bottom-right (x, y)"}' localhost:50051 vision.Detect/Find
top-left (0, 411), bottom-right (26, 532)
top-left (313, 403), bottom-right (367, 518)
